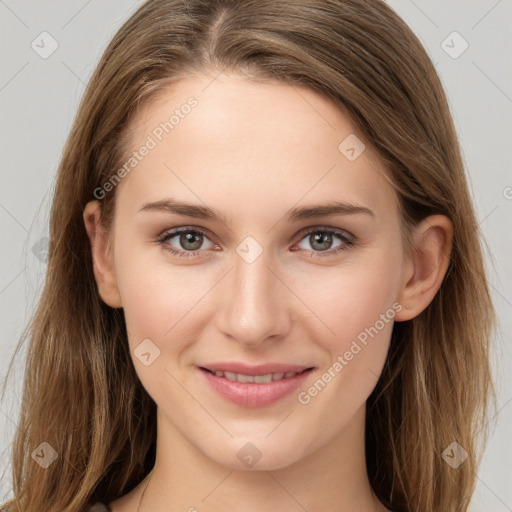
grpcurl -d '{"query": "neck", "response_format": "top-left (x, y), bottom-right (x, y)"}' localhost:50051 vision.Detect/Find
top-left (139, 404), bottom-right (387, 512)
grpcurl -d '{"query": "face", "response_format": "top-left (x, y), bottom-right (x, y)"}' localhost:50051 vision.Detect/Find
top-left (92, 72), bottom-right (410, 471)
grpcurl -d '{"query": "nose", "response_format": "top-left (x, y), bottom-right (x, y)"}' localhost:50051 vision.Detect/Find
top-left (215, 247), bottom-right (292, 349)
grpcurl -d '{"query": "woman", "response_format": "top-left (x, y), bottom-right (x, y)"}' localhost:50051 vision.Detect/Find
top-left (0, 1), bottom-right (496, 511)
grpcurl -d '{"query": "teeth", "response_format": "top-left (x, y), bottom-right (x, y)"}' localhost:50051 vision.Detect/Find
top-left (253, 374), bottom-right (273, 383)
top-left (211, 369), bottom-right (304, 383)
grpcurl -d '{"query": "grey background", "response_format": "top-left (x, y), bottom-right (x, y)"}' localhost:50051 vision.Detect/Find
top-left (1, 0), bottom-right (511, 509)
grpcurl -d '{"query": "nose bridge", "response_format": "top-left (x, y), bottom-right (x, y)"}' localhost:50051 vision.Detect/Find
top-left (217, 241), bottom-right (290, 345)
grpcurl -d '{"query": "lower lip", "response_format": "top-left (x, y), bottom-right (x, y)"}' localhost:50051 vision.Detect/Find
top-left (199, 367), bottom-right (315, 407)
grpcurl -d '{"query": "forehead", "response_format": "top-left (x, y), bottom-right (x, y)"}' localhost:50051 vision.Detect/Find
top-left (116, 73), bottom-right (398, 221)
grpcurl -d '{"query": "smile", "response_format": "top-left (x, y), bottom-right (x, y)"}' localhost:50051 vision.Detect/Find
top-left (199, 367), bottom-right (315, 407)
top-left (201, 367), bottom-right (310, 383)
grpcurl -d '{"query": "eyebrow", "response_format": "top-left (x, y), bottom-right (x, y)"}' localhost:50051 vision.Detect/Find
top-left (137, 198), bottom-right (375, 223)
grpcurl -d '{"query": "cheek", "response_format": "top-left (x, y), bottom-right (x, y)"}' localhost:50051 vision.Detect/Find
top-left (292, 248), bottom-right (402, 402)
top-left (294, 250), bottom-right (402, 342)
top-left (115, 254), bottom-right (205, 405)
top-left (120, 270), bottom-right (203, 347)
top-left (113, 241), bottom-right (201, 352)
top-left (293, 277), bottom-right (398, 428)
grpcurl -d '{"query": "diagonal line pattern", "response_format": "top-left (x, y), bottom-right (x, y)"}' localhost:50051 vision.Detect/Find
top-left (0, 267), bottom-right (26, 296)
top-left (289, 84), bottom-right (336, 131)
top-left (0, 0), bottom-right (29, 28)
top-left (472, 61), bottom-right (512, 104)
top-left (162, 267), bottom-right (234, 337)
top-left (479, 205), bottom-right (499, 225)
top-left (477, 394), bottom-right (512, 437)
top-left (490, 283), bottom-right (512, 309)
top-left (265, 266), bottom-right (336, 335)
top-left (0, 62), bottom-right (29, 92)
top-left (476, 475), bottom-right (512, 511)
top-left (265, 410), bottom-right (294, 438)
top-left (61, 61), bottom-right (86, 86)
top-left (0, 203), bottom-right (28, 233)
top-left (0, 395), bottom-right (82, 475)
top-left (61, 0), bottom-right (93, 29)
top-left (266, 164), bottom-right (337, 234)
top-left (266, 472), bottom-right (309, 511)
top-left (163, 367), bottom-right (234, 438)
top-left (164, 163), bottom-right (234, 234)
top-left (200, 65), bottom-right (230, 93)
top-left (200, 469), bottom-right (234, 502)
top-left (471, 0), bottom-right (503, 30)
top-left (405, 0), bottom-right (439, 28)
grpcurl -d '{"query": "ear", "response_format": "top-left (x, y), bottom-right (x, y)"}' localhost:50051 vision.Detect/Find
top-left (394, 214), bottom-right (453, 321)
top-left (83, 200), bottom-right (123, 308)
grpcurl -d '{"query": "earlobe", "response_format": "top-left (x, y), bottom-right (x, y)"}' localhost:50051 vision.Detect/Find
top-left (83, 200), bottom-right (123, 308)
top-left (394, 215), bottom-right (453, 321)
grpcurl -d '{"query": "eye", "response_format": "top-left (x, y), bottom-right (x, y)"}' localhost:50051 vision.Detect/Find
top-left (156, 226), bottom-right (356, 259)
top-left (294, 227), bottom-right (356, 257)
top-left (156, 227), bottom-right (216, 258)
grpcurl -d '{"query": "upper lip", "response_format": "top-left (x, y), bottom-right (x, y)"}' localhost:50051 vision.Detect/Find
top-left (199, 362), bottom-right (314, 376)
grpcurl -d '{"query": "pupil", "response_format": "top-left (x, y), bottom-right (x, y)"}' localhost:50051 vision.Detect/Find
top-left (180, 232), bottom-right (202, 250)
top-left (311, 232), bottom-right (332, 251)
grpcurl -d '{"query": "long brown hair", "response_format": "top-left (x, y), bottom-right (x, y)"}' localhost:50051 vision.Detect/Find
top-left (1, 1), bottom-right (496, 510)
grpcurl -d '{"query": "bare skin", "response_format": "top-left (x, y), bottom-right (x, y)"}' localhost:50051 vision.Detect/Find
top-left (84, 71), bottom-right (452, 512)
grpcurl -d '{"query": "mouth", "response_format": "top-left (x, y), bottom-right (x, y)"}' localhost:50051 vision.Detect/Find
top-left (199, 366), bottom-right (314, 384)
top-left (198, 366), bottom-right (316, 407)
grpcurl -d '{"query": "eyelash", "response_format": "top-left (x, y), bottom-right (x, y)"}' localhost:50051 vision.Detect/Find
top-left (155, 226), bottom-right (356, 259)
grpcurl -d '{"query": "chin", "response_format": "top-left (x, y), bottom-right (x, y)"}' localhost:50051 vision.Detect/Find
top-left (203, 436), bottom-right (308, 472)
